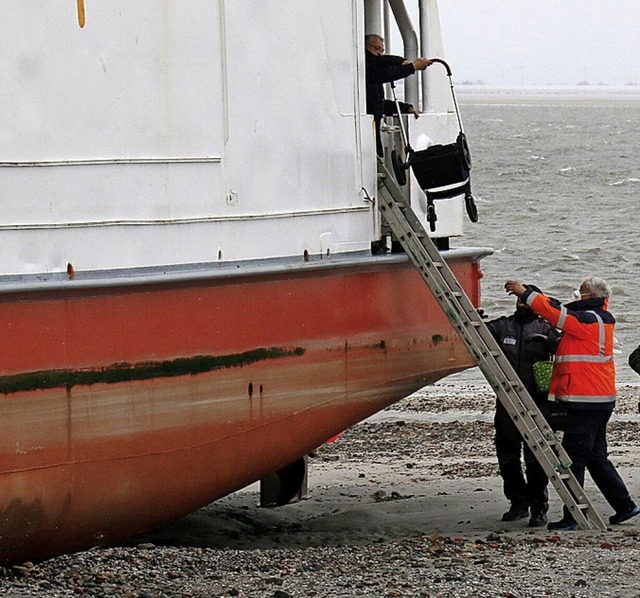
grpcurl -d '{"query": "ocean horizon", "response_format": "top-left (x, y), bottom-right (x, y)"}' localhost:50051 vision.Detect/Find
top-left (455, 83), bottom-right (640, 103)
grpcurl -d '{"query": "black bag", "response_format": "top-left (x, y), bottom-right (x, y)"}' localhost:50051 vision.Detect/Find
top-left (409, 132), bottom-right (471, 198)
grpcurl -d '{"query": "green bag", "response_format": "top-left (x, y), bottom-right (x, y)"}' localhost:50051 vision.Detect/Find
top-left (532, 360), bottom-right (553, 392)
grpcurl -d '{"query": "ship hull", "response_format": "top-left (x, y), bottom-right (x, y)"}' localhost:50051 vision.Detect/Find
top-left (0, 252), bottom-right (482, 564)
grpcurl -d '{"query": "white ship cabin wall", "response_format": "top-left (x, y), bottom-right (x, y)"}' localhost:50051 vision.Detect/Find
top-left (0, 0), bottom-right (464, 279)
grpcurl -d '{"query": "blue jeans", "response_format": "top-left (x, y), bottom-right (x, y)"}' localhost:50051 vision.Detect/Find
top-left (561, 407), bottom-right (634, 519)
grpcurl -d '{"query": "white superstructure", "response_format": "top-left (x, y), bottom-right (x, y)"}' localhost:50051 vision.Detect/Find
top-left (0, 1), bottom-right (464, 277)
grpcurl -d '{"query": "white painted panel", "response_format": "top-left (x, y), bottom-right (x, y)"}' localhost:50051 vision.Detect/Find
top-left (0, 1), bottom-right (438, 276)
top-left (0, 1), bottom-right (224, 161)
top-left (3, 210), bottom-right (372, 275)
top-left (223, 1), bottom-right (366, 214)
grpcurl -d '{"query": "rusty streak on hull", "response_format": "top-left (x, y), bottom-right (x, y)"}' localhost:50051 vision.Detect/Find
top-left (0, 257), bottom-right (481, 564)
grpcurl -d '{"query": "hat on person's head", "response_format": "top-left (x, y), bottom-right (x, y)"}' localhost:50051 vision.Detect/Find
top-left (516, 284), bottom-right (541, 308)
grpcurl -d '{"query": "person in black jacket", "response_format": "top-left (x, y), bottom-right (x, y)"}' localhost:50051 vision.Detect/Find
top-left (630, 345), bottom-right (640, 376)
top-left (365, 34), bottom-right (432, 156)
top-left (486, 284), bottom-right (559, 527)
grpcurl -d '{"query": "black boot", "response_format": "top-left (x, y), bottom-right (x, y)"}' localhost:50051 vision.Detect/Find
top-left (502, 502), bottom-right (529, 522)
top-left (528, 508), bottom-right (548, 527)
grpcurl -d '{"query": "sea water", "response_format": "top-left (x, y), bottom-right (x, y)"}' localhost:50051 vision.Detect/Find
top-left (452, 86), bottom-right (640, 383)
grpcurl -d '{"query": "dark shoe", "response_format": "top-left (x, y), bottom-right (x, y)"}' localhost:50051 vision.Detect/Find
top-left (501, 503), bottom-right (529, 522)
top-left (609, 505), bottom-right (640, 525)
top-left (547, 517), bottom-right (577, 531)
top-left (528, 510), bottom-right (548, 528)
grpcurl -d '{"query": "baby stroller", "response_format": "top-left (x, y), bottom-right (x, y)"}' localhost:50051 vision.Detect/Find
top-left (390, 59), bottom-right (478, 232)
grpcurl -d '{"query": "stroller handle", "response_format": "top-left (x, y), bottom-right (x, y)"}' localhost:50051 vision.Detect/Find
top-left (430, 58), bottom-right (452, 77)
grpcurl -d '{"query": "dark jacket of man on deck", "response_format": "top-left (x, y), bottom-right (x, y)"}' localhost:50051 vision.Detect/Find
top-left (364, 33), bottom-right (431, 156)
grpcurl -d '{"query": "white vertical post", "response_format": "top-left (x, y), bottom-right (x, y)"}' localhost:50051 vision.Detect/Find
top-left (419, 0), bottom-right (449, 112)
top-left (364, 0), bottom-right (383, 35)
top-left (388, 0), bottom-right (419, 108)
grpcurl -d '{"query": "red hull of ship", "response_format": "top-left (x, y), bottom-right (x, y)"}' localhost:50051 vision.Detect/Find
top-left (0, 257), bottom-right (480, 564)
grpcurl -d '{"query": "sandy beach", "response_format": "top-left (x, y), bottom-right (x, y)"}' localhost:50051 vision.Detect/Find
top-left (2, 380), bottom-right (640, 597)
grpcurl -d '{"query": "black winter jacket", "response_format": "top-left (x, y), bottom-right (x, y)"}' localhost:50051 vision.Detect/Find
top-left (365, 51), bottom-right (415, 155)
top-left (486, 312), bottom-right (557, 399)
top-left (365, 51), bottom-right (415, 120)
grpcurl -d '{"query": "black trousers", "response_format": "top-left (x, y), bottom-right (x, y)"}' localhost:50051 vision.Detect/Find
top-left (494, 401), bottom-right (548, 510)
top-left (560, 406), bottom-right (634, 519)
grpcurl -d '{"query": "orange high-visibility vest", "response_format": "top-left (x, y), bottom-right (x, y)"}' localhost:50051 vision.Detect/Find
top-left (525, 290), bottom-right (616, 405)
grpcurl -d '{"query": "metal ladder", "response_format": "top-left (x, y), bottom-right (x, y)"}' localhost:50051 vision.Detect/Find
top-left (376, 163), bottom-right (606, 530)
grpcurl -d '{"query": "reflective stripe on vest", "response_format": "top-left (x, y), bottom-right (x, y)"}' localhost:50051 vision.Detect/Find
top-left (548, 393), bottom-right (616, 403)
top-left (555, 354), bottom-right (613, 363)
top-left (550, 309), bottom-right (616, 402)
top-left (556, 305), bottom-right (568, 329)
top-left (589, 310), bottom-right (606, 356)
top-left (555, 309), bottom-right (610, 363)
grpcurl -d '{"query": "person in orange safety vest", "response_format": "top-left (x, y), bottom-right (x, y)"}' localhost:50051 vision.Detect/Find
top-left (504, 276), bottom-right (640, 531)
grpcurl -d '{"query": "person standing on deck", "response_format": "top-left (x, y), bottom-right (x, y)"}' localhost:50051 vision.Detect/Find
top-left (505, 276), bottom-right (640, 531)
top-left (364, 33), bottom-right (432, 156)
top-left (486, 284), bottom-right (558, 528)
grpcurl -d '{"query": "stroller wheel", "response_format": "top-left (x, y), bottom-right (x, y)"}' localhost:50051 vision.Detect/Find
top-left (465, 194), bottom-right (479, 223)
top-left (391, 149), bottom-right (407, 186)
top-left (427, 204), bottom-right (437, 232)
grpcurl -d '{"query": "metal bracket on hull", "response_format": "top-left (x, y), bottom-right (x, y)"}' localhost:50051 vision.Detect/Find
top-left (376, 162), bottom-right (606, 531)
top-left (260, 456), bottom-right (308, 508)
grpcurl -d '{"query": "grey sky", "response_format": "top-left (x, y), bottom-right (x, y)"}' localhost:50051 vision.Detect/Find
top-left (435, 1), bottom-right (640, 86)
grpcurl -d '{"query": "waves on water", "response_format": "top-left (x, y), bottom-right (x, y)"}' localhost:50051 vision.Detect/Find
top-left (455, 92), bottom-right (640, 383)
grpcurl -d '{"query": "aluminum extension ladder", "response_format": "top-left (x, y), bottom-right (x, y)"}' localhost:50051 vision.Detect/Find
top-left (376, 163), bottom-right (606, 530)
